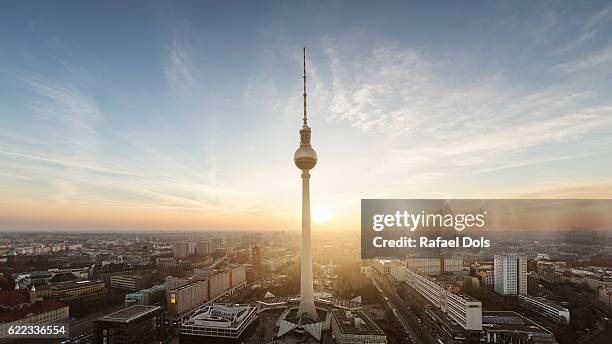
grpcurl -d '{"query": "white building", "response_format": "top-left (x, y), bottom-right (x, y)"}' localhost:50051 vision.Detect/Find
top-left (405, 268), bottom-right (482, 331)
top-left (180, 304), bottom-right (258, 340)
top-left (518, 294), bottom-right (570, 324)
top-left (494, 254), bottom-right (527, 295)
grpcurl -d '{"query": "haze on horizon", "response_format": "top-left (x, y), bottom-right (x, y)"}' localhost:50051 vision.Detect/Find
top-left (1, 1), bottom-right (612, 232)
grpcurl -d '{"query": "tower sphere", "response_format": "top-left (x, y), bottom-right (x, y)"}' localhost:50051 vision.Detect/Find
top-left (294, 144), bottom-right (317, 170)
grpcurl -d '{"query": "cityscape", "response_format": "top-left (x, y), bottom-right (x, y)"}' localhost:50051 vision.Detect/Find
top-left (0, 229), bottom-right (611, 343)
top-left (2, 1), bottom-right (612, 344)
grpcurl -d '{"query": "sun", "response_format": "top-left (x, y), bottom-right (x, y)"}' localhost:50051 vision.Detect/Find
top-left (312, 207), bottom-right (334, 223)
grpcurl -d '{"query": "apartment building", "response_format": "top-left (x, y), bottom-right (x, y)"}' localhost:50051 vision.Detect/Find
top-left (405, 268), bottom-right (482, 331)
top-left (494, 254), bottom-right (527, 295)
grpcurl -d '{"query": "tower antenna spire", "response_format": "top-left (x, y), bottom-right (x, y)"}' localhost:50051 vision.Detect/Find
top-left (303, 46), bottom-right (307, 127)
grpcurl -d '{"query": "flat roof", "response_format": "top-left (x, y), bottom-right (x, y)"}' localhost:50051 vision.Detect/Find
top-left (331, 309), bottom-right (385, 336)
top-left (482, 311), bottom-right (553, 335)
top-left (100, 305), bottom-right (160, 323)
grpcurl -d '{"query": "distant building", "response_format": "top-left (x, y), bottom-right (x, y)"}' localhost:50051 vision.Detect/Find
top-left (481, 311), bottom-right (555, 344)
top-left (0, 288), bottom-right (69, 339)
top-left (180, 303), bottom-right (258, 343)
top-left (372, 259), bottom-right (392, 275)
top-left (196, 240), bottom-right (211, 256)
top-left (406, 256), bottom-right (464, 276)
top-left (494, 254), bottom-right (527, 295)
top-left (330, 309), bottom-right (387, 344)
top-left (518, 294), bottom-right (570, 324)
top-left (93, 305), bottom-right (162, 344)
top-left (597, 287), bottom-right (612, 310)
top-left (173, 241), bottom-right (196, 258)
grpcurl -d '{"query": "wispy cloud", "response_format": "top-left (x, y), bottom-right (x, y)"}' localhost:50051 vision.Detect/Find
top-left (164, 39), bottom-right (198, 95)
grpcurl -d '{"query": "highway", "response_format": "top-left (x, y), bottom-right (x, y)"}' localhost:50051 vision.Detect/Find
top-left (372, 276), bottom-right (438, 344)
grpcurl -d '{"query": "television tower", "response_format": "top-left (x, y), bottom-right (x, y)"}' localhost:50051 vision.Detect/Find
top-left (294, 47), bottom-right (318, 320)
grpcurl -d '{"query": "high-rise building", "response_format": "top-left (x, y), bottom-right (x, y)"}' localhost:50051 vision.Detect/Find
top-left (494, 254), bottom-right (527, 295)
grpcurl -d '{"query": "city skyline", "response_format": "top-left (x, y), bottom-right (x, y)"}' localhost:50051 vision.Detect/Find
top-left (2, 1), bottom-right (612, 232)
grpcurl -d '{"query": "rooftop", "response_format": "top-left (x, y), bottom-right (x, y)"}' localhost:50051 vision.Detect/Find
top-left (99, 305), bottom-right (160, 323)
top-left (0, 299), bottom-right (67, 323)
top-left (482, 311), bottom-right (553, 335)
top-left (330, 309), bottom-right (385, 336)
top-left (49, 279), bottom-right (104, 291)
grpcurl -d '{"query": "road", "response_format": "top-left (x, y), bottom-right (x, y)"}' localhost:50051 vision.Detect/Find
top-left (372, 276), bottom-right (438, 344)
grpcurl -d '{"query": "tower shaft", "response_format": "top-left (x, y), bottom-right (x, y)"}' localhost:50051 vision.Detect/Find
top-left (297, 170), bottom-right (318, 320)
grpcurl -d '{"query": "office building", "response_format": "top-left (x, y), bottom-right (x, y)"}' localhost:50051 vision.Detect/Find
top-left (330, 309), bottom-right (387, 344)
top-left (494, 254), bottom-right (527, 295)
top-left (180, 303), bottom-right (258, 343)
top-left (93, 305), bottom-right (162, 344)
top-left (518, 294), bottom-right (570, 324)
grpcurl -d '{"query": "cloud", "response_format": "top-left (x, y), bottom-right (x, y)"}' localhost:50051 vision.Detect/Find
top-left (164, 39), bottom-right (198, 94)
top-left (315, 41), bottom-right (612, 195)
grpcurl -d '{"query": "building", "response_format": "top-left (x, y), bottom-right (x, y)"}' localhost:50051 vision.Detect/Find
top-left (372, 259), bottom-right (392, 275)
top-left (109, 272), bottom-right (152, 291)
top-left (330, 309), bottom-right (387, 344)
top-left (167, 279), bottom-right (209, 324)
top-left (597, 287), bottom-right (612, 310)
top-left (0, 288), bottom-right (69, 339)
top-left (49, 280), bottom-right (106, 302)
top-left (527, 272), bottom-right (541, 296)
top-left (406, 256), bottom-right (464, 275)
top-left (209, 271), bottom-right (230, 301)
top-left (518, 294), bottom-right (570, 324)
top-left (196, 240), bottom-right (210, 256)
top-left (125, 283), bottom-right (166, 306)
top-left (180, 304), bottom-right (258, 343)
top-left (173, 241), bottom-right (196, 258)
top-left (93, 305), bottom-right (162, 344)
top-left (405, 267), bottom-right (482, 331)
top-left (229, 265), bottom-right (246, 289)
top-left (494, 254), bottom-right (527, 295)
top-left (481, 311), bottom-right (556, 344)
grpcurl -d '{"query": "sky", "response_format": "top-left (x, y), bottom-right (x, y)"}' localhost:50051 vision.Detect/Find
top-left (1, 1), bottom-right (612, 232)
